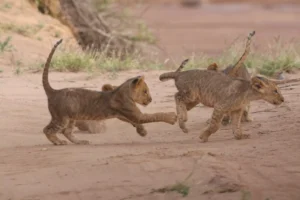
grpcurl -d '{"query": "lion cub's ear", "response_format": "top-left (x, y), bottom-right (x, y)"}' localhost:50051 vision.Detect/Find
top-left (102, 84), bottom-right (115, 91)
top-left (251, 76), bottom-right (267, 93)
top-left (132, 76), bottom-right (145, 87)
top-left (207, 63), bottom-right (218, 71)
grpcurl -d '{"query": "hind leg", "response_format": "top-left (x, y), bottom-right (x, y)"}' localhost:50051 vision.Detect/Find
top-left (175, 92), bottom-right (190, 133)
top-left (207, 112), bottom-right (230, 126)
top-left (62, 120), bottom-right (90, 145)
top-left (200, 109), bottom-right (224, 142)
top-left (43, 119), bottom-right (68, 145)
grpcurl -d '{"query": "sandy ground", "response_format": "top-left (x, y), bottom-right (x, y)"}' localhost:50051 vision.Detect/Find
top-left (1, 1), bottom-right (300, 200)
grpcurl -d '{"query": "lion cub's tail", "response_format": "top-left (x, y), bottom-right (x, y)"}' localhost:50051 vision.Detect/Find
top-left (159, 72), bottom-right (179, 81)
top-left (175, 58), bottom-right (189, 72)
top-left (159, 58), bottom-right (189, 81)
top-left (43, 39), bottom-right (63, 96)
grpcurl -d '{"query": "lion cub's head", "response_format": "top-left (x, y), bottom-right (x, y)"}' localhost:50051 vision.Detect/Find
top-left (130, 76), bottom-right (152, 106)
top-left (251, 76), bottom-right (284, 105)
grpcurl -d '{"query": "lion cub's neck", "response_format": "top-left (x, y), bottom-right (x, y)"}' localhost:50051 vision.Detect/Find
top-left (246, 88), bottom-right (263, 102)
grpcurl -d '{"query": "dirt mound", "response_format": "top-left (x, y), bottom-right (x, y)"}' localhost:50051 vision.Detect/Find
top-left (0, 0), bottom-right (76, 69)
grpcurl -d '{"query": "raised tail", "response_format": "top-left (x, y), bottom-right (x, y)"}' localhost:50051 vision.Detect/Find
top-left (43, 39), bottom-right (63, 96)
top-left (159, 72), bottom-right (179, 81)
top-left (159, 58), bottom-right (189, 81)
top-left (175, 58), bottom-right (189, 72)
top-left (228, 30), bottom-right (255, 77)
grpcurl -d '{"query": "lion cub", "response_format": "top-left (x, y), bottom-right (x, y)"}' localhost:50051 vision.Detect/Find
top-left (42, 39), bottom-right (177, 145)
top-left (177, 31), bottom-right (255, 125)
top-left (159, 67), bottom-right (284, 142)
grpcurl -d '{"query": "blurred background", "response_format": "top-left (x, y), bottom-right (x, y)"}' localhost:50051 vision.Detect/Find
top-left (0, 0), bottom-right (300, 76)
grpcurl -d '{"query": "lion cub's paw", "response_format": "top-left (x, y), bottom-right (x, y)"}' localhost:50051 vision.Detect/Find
top-left (54, 140), bottom-right (68, 145)
top-left (234, 133), bottom-right (250, 140)
top-left (182, 128), bottom-right (189, 133)
top-left (245, 117), bottom-right (253, 122)
top-left (165, 112), bottom-right (177, 124)
top-left (199, 133), bottom-right (209, 143)
top-left (136, 125), bottom-right (148, 137)
top-left (77, 140), bottom-right (90, 145)
top-left (179, 122), bottom-right (189, 133)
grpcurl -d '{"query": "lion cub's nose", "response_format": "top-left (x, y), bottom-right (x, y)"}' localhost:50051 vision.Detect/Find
top-left (149, 97), bottom-right (152, 102)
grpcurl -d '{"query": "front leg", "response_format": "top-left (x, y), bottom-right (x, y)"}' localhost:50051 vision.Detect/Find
top-left (117, 116), bottom-right (147, 137)
top-left (120, 108), bottom-right (177, 126)
top-left (241, 104), bottom-right (253, 122)
top-left (200, 108), bottom-right (224, 142)
top-left (231, 109), bottom-right (250, 140)
top-left (135, 112), bottom-right (177, 124)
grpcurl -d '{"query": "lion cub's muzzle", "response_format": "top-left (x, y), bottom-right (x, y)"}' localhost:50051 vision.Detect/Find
top-left (273, 97), bottom-right (284, 105)
top-left (143, 97), bottom-right (152, 106)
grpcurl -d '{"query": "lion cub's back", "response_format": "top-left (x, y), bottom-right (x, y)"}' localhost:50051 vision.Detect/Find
top-left (175, 70), bottom-right (233, 93)
top-left (48, 88), bottom-right (107, 115)
top-left (175, 70), bottom-right (249, 106)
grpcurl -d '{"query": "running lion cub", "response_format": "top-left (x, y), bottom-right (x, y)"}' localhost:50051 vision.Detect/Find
top-left (177, 31), bottom-right (256, 125)
top-left (160, 67), bottom-right (284, 142)
top-left (159, 32), bottom-right (285, 142)
top-left (42, 39), bottom-right (177, 145)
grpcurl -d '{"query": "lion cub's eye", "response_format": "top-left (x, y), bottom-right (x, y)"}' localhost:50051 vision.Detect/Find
top-left (144, 90), bottom-right (147, 94)
top-left (274, 90), bottom-right (278, 94)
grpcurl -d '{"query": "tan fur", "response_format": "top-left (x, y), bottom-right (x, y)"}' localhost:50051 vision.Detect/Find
top-left (74, 84), bottom-right (118, 134)
top-left (207, 63), bottom-right (253, 124)
top-left (42, 39), bottom-right (177, 145)
top-left (173, 31), bottom-right (255, 125)
top-left (159, 69), bottom-right (284, 142)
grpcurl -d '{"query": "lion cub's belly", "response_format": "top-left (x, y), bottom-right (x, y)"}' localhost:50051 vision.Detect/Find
top-left (198, 95), bottom-right (215, 108)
